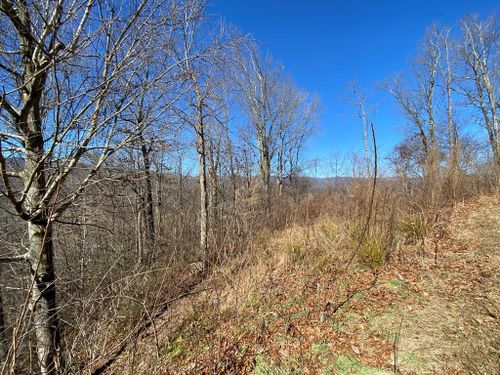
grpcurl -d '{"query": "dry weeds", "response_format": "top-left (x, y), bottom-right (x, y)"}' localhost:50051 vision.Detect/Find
top-left (99, 193), bottom-right (500, 374)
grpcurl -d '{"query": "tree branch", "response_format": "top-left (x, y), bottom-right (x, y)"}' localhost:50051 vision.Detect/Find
top-left (0, 254), bottom-right (27, 264)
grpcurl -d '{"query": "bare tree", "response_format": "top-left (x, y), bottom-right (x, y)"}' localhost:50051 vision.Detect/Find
top-left (0, 0), bottom-right (171, 372)
top-left (458, 15), bottom-right (499, 170)
top-left (348, 81), bottom-right (371, 177)
top-left (441, 28), bottom-right (460, 169)
top-left (172, 0), bottom-right (240, 264)
top-left (275, 80), bottom-right (317, 195)
top-left (385, 26), bottom-right (443, 201)
top-left (234, 45), bottom-right (281, 208)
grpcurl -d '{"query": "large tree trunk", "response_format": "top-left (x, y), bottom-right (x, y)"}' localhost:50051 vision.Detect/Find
top-left (26, 220), bottom-right (62, 375)
top-left (23, 103), bottom-right (63, 375)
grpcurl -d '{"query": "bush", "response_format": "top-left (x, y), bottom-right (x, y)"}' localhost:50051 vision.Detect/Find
top-left (358, 235), bottom-right (386, 268)
top-left (399, 215), bottom-right (427, 244)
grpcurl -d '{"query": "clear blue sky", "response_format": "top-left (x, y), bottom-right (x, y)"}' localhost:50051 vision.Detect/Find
top-left (210, 0), bottom-right (498, 174)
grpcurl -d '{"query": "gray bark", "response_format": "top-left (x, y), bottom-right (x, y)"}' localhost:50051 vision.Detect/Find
top-left (141, 140), bottom-right (156, 261)
top-left (0, 291), bottom-right (6, 363)
top-left (195, 93), bottom-right (209, 265)
top-left (461, 17), bottom-right (499, 169)
top-left (197, 126), bottom-right (209, 264)
top-left (27, 220), bottom-right (62, 375)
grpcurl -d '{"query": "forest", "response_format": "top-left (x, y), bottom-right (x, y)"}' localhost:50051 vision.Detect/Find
top-left (0, 0), bottom-right (498, 374)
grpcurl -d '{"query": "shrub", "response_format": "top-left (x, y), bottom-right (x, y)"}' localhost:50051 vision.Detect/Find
top-left (358, 236), bottom-right (386, 268)
top-left (399, 215), bottom-right (427, 244)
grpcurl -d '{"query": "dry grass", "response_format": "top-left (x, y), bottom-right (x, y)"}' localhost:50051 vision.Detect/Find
top-left (97, 192), bottom-right (500, 375)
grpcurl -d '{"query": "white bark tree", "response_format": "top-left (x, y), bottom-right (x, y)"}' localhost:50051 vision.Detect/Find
top-left (171, 0), bottom-right (240, 265)
top-left (458, 15), bottom-right (499, 170)
top-left (348, 81), bottom-right (371, 177)
top-left (385, 26), bottom-right (443, 201)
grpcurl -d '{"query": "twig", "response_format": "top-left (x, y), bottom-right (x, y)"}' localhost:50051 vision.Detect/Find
top-left (393, 316), bottom-right (404, 373)
top-left (0, 254), bottom-right (27, 264)
top-left (322, 271), bottom-right (378, 318)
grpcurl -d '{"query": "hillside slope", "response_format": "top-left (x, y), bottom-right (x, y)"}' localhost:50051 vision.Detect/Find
top-left (100, 194), bottom-right (499, 375)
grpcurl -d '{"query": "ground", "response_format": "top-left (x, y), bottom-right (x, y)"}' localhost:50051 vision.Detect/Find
top-left (100, 193), bottom-right (499, 374)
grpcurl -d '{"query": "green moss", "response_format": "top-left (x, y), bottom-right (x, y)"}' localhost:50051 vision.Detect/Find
top-left (283, 297), bottom-right (300, 308)
top-left (385, 279), bottom-right (405, 291)
top-left (164, 333), bottom-right (184, 361)
top-left (311, 341), bottom-right (331, 361)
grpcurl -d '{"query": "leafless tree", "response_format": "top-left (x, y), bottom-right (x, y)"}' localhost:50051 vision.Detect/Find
top-left (458, 15), bottom-right (499, 170)
top-left (385, 26), bottom-right (443, 201)
top-left (440, 28), bottom-right (460, 169)
top-left (233, 45), bottom-right (281, 208)
top-left (234, 44), bottom-right (316, 203)
top-left (0, 0), bottom-right (175, 372)
top-left (348, 82), bottom-right (371, 177)
top-left (171, 0), bottom-right (241, 264)
top-left (275, 81), bottom-right (318, 195)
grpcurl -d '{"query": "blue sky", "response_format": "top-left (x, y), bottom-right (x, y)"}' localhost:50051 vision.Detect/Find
top-left (210, 0), bottom-right (498, 174)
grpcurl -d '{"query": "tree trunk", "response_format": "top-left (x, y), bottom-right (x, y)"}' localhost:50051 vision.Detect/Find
top-left (140, 141), bottom-right (156, 262)
top-left (196, 99), bottom-right (209, 266)
top-left (207, 137), bottom-right (221, 226)
top-left (277, 142), bottom-right (284, 196)
top-left (0, 291), bottom-right (6, 363)
top-left (26, 220), bottom-right (62, 375)
top-left (19, 83), bottom-right (63, 374)
top-left (198, 142), bottom-right (209, 265)
top-left (260, 144), bottom-right (272, 212)
top-left (227, 140), bottom-right (237, 206)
